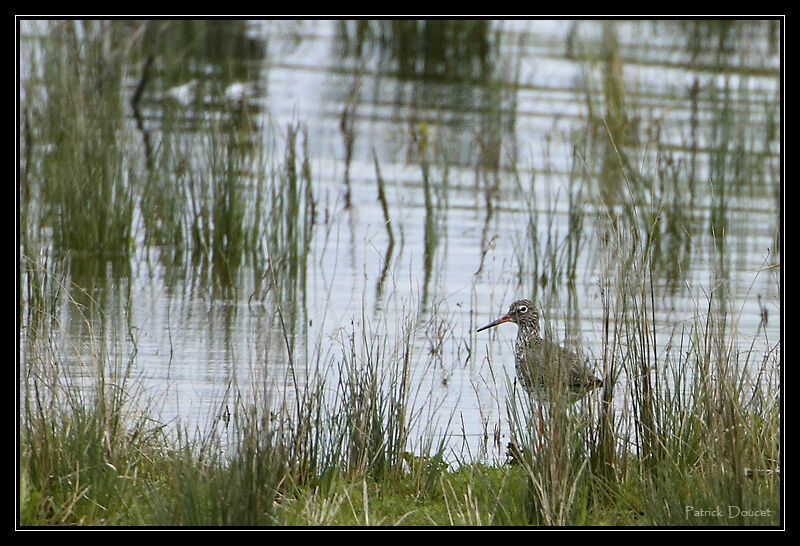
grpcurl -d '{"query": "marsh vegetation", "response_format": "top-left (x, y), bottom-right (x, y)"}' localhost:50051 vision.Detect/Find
top-left (19, 19), bottom-right (780, 526)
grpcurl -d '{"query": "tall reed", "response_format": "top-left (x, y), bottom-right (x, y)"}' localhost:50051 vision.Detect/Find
top-left (20, 262), bottom-right (160, 524)
top-left (21, 22), bottom-right (138, 265)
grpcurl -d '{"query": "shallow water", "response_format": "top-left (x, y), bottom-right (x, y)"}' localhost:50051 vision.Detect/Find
top-left (19, 19), bottom-right (781, 463)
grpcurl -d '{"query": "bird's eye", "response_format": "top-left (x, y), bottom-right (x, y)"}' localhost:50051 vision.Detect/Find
top-left (518, 305), bottom-right (527, 314)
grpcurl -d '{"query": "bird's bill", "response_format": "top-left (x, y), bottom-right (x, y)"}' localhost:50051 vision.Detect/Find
top-left (476, 314), bottom-right (512, 332)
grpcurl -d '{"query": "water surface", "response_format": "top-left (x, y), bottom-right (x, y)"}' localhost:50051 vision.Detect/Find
top-left (19, 19), bottom-right (781, 463)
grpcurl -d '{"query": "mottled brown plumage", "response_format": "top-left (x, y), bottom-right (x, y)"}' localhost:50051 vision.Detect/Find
top-left (477, 299), bottom-right (602, 400)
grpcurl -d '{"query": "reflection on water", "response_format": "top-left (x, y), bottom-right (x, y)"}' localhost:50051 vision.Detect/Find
top-left (19, 20), bottom-right (780, 462)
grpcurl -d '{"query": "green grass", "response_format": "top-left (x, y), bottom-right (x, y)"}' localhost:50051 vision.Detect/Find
top-left (19, 20), bottom-right (780, 527)
top-left (19, 384), bottom-right (778, 527)
top-left (19, 252), bottom-right (780, 526)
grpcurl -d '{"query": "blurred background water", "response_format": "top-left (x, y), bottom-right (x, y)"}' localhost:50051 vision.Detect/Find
top-left (18, 19), bottom-right (781, 462)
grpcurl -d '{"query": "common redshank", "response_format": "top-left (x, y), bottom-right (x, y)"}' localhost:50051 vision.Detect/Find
top-left (477, 299), bottom-right (603, 400)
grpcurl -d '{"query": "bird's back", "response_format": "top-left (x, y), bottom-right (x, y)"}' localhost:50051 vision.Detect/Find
top-left (515, 335), bottom-right (602, 395)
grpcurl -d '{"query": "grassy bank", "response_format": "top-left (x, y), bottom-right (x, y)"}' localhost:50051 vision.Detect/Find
top-left (18, 250), bottom-right (780, 526)
top-left (18, 20), bottom-right (780, 528)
